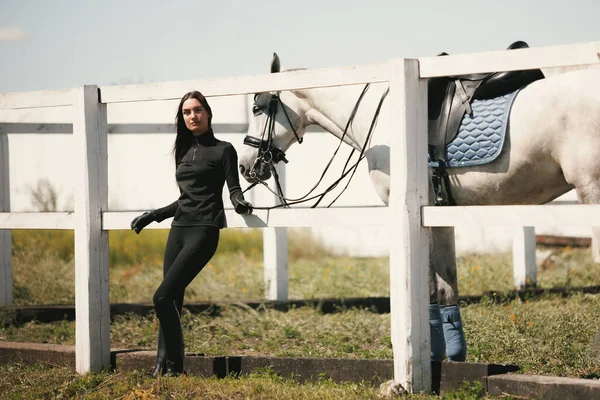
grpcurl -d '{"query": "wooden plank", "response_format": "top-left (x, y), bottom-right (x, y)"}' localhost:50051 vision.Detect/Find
top-left (0, 132), bottom-right (12, 305)
top-left (0, 123), bottom-right (72, 134)
top-left (251, 206), bottom-right (385, 228)
top-left (418, 41), bottom-right (600, 78)
top-left (99, 63), bottom-right (390, 104)
top-left (102, 207), bottom-right (390, 230)
top-left (423, 205), bottom-right (600, 227)
top-left (0, 122), bottom-right (249, 135)
top-left (0, 89), bottom-right (74, 109)
top-left (0, 212), bottom-right (74, 229)
top-left (262, 163), bottom-right (288, 301)
top-left (536, 235), bottom-right (591, 247)
top-left (512, 227), bottom-right (537, 290)
top-left (72, 85), bottom-right (110, 373)
top-left (388, 59), bottom-right (431, 393)
top-left (0, 106), bottom-right (72, 124)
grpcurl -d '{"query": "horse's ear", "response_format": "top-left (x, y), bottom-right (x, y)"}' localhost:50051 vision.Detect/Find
top-left (271, 53), bottom-right (281, 74)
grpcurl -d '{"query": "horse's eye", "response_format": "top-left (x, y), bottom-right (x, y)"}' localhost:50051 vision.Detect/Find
top-left (252, 105), bottom-right (262, 116)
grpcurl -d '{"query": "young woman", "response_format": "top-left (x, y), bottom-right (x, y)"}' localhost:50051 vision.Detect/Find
top-left (130, 91), bottom-right (253, 377)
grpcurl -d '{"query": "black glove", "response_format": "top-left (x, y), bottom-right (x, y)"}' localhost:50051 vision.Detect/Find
top-left (234, 200), bottom-right (253, 215)
top-left (130, 211), bottom-right (156, 234)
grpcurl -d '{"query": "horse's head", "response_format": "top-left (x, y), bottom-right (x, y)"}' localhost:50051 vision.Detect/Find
top-left (239, 53), bottom-right (308, 183)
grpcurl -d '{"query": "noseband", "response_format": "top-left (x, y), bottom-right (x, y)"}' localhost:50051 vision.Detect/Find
top-left (243, 93), bottom-right (303, 179)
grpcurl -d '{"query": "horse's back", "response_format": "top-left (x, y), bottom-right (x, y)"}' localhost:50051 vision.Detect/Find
top-left (448, 68), bottom-right (600, 206)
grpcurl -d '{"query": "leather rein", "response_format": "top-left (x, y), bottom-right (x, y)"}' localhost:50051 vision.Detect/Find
top-left (242, 85), bottom-right (389, 209)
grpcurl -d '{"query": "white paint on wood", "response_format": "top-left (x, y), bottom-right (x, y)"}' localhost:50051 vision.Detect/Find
top-left (73, 86), bottom-right (110, 373)
top-left (0, 212), bottom-right (74, 229)
top-left (418, 41), bottom-right (600, 78)
top-left (423, 205), bottom-right (600, 227)
top-left (102, 207), bottom-right (390, 230)
top-left (262, 163), bottom-right (288, 301)
top-left (388, 59), bottom-right (431, 393)
top-left (593, 229), bottom-right (600, 263)
top-left (99, 63), bottom-right (391, 103)
top-left (512, 227), bottom-right (537, 289)
top-left (0, 106), bottom-right (72, 124)
top-left (0, 132), bottom-right (12, 305)
top-left (0, 89), bottom-right (74, 109)
top-left (263, 227), bottom-right (288, 300)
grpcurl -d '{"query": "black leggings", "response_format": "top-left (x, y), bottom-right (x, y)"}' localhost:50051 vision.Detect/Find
top-left (153, 226), bottom-right (220, 365)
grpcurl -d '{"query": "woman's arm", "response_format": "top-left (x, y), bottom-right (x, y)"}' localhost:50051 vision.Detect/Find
top-left (152, 200), bottom-right (178, 222)
top-left (222, 144), bottom-right (252, 214)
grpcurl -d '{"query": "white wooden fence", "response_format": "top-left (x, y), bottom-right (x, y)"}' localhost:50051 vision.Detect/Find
top-left (1, 40), bottom-right (600, 393)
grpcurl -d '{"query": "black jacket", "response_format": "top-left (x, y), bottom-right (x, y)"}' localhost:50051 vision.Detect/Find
top-left (153, 129), bottom-right (245, 228)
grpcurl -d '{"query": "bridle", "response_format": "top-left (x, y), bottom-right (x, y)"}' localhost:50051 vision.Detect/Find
top-left (242, 85), bottom-right (388, 209)
top-left (243, 92), bottom-right (302, 176)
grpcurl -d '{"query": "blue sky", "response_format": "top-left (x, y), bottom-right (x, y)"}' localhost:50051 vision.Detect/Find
top-left (1, 0), bottom-right (598, 93)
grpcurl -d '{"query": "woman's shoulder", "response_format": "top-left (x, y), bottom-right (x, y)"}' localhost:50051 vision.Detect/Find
top-left (214, 138), bottom-right (235, 150)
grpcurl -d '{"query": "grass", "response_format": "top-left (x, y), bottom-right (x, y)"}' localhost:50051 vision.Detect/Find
top-left (457, 246), bottom-right (600, 295)
top-left (2, 293), bottom-right (599, 379)
top-left (0, 362), bottom-right (504, 400)
top-left (3, 229), bottom-right (600, 397)
top-left (11, 229), bottom-right (600, 305)
top-left (12, 228), bottom-right (386, 305)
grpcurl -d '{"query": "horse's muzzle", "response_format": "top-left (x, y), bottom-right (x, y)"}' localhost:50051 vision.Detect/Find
top-left (243, 136), bottom-right (289, 164)
top-left (239, 163), bottom-right (272, 183)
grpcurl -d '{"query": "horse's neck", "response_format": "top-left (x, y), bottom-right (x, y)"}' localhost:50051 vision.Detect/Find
top-left (295, 85), bottom-right (389, 149)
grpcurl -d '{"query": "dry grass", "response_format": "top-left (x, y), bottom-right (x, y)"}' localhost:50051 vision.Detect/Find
top-left (0, 362), bottom-right (503, 399)
top-left (12, 229), bottom-right (600, 306)
top-left (4, 229), bottom-right (600, 397)
top-left (2, 294), bottom-right (599, 379)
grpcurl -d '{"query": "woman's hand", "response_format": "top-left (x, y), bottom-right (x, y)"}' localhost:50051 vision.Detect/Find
top-left (234, 200), bottom-right (253, 215)
top-left (130, 211), bottom-right (155, 234)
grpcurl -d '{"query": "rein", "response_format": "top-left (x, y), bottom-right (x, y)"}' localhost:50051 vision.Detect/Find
top-left (243, 84), bottom-right (389, 209)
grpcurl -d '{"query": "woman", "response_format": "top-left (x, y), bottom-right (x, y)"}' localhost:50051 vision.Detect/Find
top-left (130, 91), bottom-right (253, 377)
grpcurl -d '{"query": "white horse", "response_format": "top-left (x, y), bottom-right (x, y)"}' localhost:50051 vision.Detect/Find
top-left (238, 53), bottom-right (600, 361)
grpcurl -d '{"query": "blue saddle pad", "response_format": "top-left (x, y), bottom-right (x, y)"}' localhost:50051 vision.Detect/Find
top-left (429, 89), bottom-right (520, 168)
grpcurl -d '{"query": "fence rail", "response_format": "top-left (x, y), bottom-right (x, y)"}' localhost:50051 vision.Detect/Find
top-left (1, 40), bottom-right (600, 393)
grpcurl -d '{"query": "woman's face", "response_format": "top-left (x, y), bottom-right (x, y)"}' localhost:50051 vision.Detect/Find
top-left (182, 98), bottom-right (210, 135)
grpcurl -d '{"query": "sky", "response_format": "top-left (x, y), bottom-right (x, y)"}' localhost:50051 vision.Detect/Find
top-left (0, 0), bottom-right (599, 93)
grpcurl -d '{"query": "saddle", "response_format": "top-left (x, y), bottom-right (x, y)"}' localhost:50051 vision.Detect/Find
top-left (427, 40), bottom-right (545, 205)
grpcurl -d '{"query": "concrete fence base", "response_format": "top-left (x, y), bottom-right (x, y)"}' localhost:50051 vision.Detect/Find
top-left (2, 341), bottom-right (598, 398)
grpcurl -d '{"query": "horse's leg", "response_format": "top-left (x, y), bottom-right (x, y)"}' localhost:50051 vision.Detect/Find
top-left (573, 183), bottom-right (600, 256)
top-left (367, 163), bottom-right (465, 362)
top-left (431, 227), bottom-right (467, 362)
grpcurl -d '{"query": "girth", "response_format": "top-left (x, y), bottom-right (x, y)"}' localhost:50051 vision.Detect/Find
top-left (427, 40), bottom-right (545, 205)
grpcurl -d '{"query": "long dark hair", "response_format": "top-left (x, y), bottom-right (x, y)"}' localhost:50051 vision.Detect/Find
top-left (173, 91), bottom-right (213, 167)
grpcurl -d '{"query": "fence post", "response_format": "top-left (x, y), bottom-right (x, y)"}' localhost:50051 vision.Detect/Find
top-left (0, 131), bottom-right (12, 305)
top-left (388, 59), bottom-right (431, 393)
top-left (263, 162), bottom-right (288, 300)
top-left (73, 86), bottom-right (110, 373)
top-left (512, 226), bottom-right (537, 289)
top-left (592, 228), bottom-right (600, 263)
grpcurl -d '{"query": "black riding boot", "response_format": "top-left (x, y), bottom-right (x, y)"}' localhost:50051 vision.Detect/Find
top-left (154, 298), bottom-right (186, 377)
top-left (152, 328), bottom-right (167, 378)
top-left (164, 320), bottom-right (185, 377)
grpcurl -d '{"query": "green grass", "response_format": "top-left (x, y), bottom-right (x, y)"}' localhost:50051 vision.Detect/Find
top-left (2, 293), bottom-right (599, 379)
top-left (0, 362), bottom-right (515, 399)
top-left (457, 247), bottom-right (600, 295)
top-left (12, 229), bottom-right (600, 305)
top-left (12, 228), bottom-right (387, 305)
top-left (4, 229), bottom-right (600, 397)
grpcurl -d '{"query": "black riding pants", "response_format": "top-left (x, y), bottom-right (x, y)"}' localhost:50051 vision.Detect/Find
top-left (153, 225), bottom-right (220, 365)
